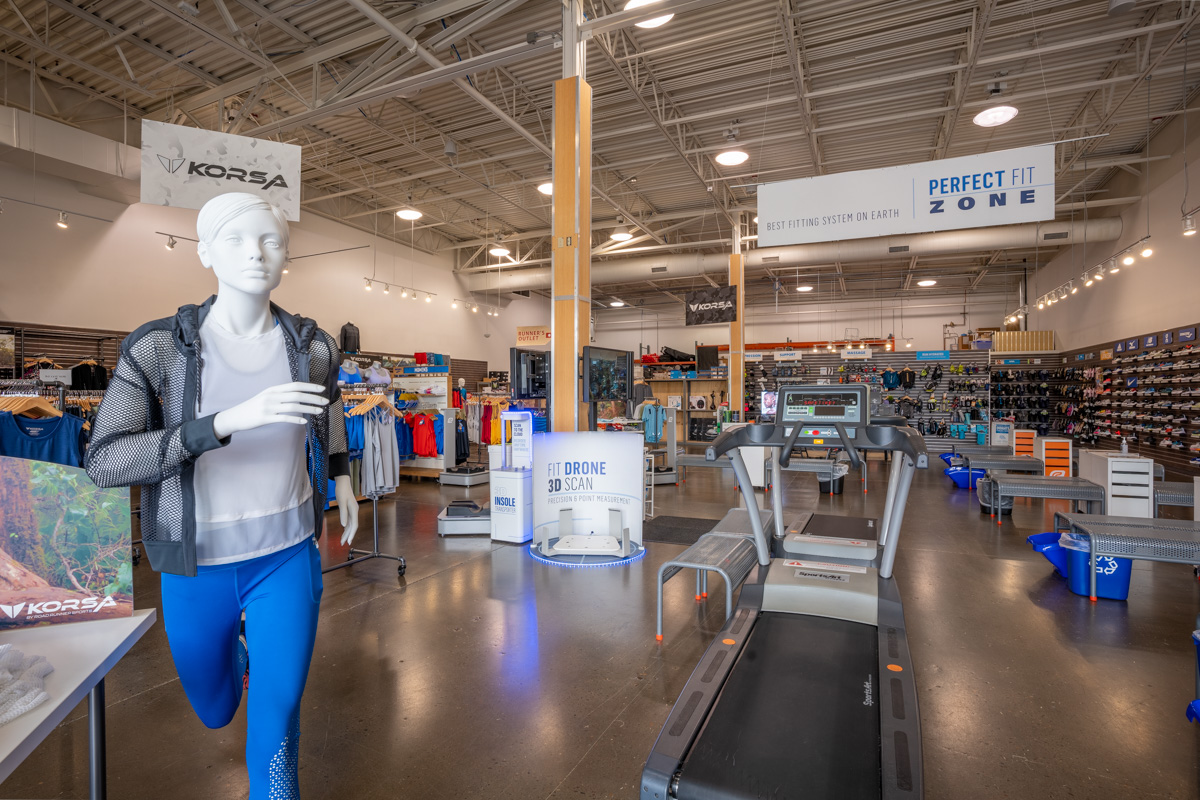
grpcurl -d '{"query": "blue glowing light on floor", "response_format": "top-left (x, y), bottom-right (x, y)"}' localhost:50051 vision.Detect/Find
top-left (528, 544), bottom-right (647, 568)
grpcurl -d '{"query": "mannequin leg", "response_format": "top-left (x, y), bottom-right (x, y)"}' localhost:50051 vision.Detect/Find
top-left (241, 539), bottom-right (323, 800)
top-left (160, 567), bottom-right (245, 730)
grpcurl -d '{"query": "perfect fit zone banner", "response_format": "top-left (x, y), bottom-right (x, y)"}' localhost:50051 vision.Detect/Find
top-left (757, 145), bottom-right (1054, 246)
top-left (532, 432), bottom-right (644, 546)
top-left (141, 120), bottom-right (302, 220)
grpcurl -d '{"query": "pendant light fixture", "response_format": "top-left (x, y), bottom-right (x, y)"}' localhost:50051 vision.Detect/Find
top-left (624, 0), bottom-right (674, 28)
top-left (537, 182), bottom-right (553, 196)
top-left (715, 123), bottom-right (749, 166)
top-left (973, 82), bottom-right (1018, 128)
top-left (396, 207), bottom-right (422, 221)
top-left (610, 219), bottom-right (633, 242)
top-left (56, 211), bottom-right (69, 229)
top-left (489, 237), bottom-right (511, 257)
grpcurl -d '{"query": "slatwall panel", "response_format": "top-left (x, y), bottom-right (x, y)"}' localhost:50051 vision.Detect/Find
top-left (0, 321), bottom-right (125, 379)
top-left (1061, 320), bottom-right (1200, 482)
top-left (452, 359), bottom-right (488, 393)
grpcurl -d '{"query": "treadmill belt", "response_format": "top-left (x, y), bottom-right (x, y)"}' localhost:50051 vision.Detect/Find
top-left (677, 612), bottom-right (881, 800)
top-left (802, 513), bottom-right (878, 542)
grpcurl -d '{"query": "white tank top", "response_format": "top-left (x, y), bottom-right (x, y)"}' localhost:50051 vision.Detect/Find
top-left (193, 316), bottom-right (313, 566)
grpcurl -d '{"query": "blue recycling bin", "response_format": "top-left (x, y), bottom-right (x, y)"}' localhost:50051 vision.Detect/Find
top-left (1026, 532), bottom-right (1068, 578)
top-left (1060, 534), bottom-right (1133, 600)
top-left (945, 466), bottom-right (985, 489)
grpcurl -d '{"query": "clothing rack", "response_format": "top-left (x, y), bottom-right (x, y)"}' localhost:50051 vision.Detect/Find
top-left (321, 492), bottom-right (406, 578)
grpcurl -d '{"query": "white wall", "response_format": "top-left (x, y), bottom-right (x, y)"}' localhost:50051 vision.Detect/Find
top-left (1027, 102), bottom-right (1200, 350)
top-left (0, 163), bottom-right (549, 370)
top-left (592, 293), bottom-right (1011, 355)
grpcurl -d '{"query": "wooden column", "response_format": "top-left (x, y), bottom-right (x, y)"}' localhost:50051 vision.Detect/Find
top-left (729, 252), bottom-right (745, 421)
top-left (550, 75), bottom-right (591, 432)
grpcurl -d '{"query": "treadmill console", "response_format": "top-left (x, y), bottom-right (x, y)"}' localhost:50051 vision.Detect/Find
top-left (778, 385), bottom-right (869, 442)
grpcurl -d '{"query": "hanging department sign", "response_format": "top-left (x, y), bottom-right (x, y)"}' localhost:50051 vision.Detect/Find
top-left (685, 286), bottom-right (738, 326)
top-left (757, 145), bottom-right (1054, 247)
top-left (841, 348), bottom-right (872, 360)
top-left (140, 120), bottom-right (302, 220)
top-left (516, 326), bottom-right (551, 346)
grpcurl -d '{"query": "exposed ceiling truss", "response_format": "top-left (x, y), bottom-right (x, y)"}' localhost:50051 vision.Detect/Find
top-left (0, 0), bottom-right (1196, 311)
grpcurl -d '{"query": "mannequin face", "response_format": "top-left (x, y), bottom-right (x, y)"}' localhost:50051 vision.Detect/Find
top-left (198, 208), bottom-right (289, 296)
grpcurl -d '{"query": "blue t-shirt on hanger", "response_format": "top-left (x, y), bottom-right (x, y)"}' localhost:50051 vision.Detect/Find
top-left (0, 412), bottom-right (87, 467)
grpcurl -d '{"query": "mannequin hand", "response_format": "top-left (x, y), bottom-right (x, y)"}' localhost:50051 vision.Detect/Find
top-left (335, 475), bottom-right (359, 546)
top-left (212, 382), bottom-right (328, 439)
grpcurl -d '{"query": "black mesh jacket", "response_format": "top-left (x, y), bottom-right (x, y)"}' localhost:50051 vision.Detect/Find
top-left (86, 296), bottom-right (350, 577)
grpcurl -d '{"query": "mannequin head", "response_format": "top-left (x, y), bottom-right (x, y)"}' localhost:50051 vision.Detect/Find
top-left (196, 192), bottom-right (290, 297)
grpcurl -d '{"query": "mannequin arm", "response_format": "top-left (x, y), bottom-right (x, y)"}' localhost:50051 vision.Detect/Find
top-left (335, 475), bottom-right (359, 545)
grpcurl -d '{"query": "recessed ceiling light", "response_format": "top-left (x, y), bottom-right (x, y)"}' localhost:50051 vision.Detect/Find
top-left (917, 279), bottom-right (937, 287)
top-left (396, 207), bottom-right (422, 220)
top-left (973, 105), bottom-right (1018, 127)
top-left (537, 182), bottom-right (553, 196)
top-left (624, 0), bottom-right (674, 28)
top-left (796, 285), bottom-right (814, 292)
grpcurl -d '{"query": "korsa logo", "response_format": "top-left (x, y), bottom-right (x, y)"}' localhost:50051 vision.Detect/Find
top-left (0, 596), bottom-right (118, 619)
top-left (158, 153), bottom-right (289, 189)
top-left (688, 301), bottom-right (734, 312)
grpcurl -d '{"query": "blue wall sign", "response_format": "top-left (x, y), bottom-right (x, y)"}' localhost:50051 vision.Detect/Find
top-left (998, 358), bottom-right (1023, 365)
top-left (915, 351), bottom-right (950, 361)
top-left (401, 366), bottom-right (450, 375)
top-left (1180, 327), bottom-right (1197, 342)
top-left (1143, 334), bottom-right (1157, 348)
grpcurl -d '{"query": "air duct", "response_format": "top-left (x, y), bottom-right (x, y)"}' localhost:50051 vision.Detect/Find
top-left (464, 218), bottom-right (1123, 294)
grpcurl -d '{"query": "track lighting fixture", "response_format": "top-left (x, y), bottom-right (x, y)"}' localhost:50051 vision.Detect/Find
top-left (282, 266), bottom-right (289, 274)
top-left (1185, 215), bottom-right (1197, 236)
top-left (1122, 254), bottom-right (1135, 266)
top-left (1038, 298), bottom-right (1045, 310)
top-left (1140, 247), bottom-right (1153, 258)
top-left (472, 306), bottom-right (478, 313)
top-left (451, 300), bottom-right (458, 309)
top-left (364, 280), bottom-right (372, 292)
top-left (1058, 287), bottom-right (1067, 300)
top-left (905, 339), bottom-right (913, 348)
top-left (1070, 283), bottom-right (1077, 294)
top-left (382, 284), bottom-right (388, 293)
top-left (165, 236), bottom-right (177, 251)
top-left (425, 294), bottom-right (432, 303)
top-left (1085, 277), bottom-right (1094, 287)
top-left (56, 211), bottom-right (68, 229)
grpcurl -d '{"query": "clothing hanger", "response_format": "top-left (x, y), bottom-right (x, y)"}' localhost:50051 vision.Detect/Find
top-left (0, 396), bottom-right (62, 418)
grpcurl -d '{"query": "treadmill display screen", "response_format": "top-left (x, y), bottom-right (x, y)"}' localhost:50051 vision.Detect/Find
top-left (780, 388), bottom-right (867, 425)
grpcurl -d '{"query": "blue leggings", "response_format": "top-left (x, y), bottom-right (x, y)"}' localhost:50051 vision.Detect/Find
top-left (161, 538), bottom-right (322, 800)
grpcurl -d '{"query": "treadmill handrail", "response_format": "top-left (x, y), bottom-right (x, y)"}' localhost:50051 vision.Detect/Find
top-left (833, 423), bottom-right (860, 469)
top-left (778, 422), bottom-right (804, 468)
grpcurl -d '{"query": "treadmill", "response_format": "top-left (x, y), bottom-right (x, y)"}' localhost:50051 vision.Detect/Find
top-left (641, 384), bottom-right (928, 800)
top-left (774, 386), bottom-right (915, 567)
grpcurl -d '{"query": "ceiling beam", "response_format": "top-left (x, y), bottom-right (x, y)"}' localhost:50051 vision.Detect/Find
top-left (0, 23), bottom-right (153, 96)
top-left (934, 0), bottom-right (997, 158)
top-left (779, 0), bottom-right (823, 174)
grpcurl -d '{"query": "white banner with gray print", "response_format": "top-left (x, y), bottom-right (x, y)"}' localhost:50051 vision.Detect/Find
top-left (757, 145), bottom-right (1054, 247)
top-left (140, 120), bottom-right (301, 220)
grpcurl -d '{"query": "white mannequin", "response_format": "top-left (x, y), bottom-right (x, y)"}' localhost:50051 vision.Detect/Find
top-left (341, 358), bottom-right (360, 372)
top-left (198, 199), bottom-right (359, 546)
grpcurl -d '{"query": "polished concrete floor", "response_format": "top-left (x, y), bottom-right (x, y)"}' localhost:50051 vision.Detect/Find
top-left (2, 458), bottom-right (1199, 799)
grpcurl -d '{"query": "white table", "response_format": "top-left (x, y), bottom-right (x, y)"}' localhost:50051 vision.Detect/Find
top-left (0, 609), bottom-right (157, 799)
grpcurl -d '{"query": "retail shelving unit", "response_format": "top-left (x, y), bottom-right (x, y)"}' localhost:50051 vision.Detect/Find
top-left (643, 362), bottom-right (728, 444)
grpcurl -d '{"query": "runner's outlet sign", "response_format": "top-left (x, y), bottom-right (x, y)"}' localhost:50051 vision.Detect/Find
top-left (757, 145), bottom-right (1054, 247)
top-left (685, 286), bottom-right (738, 326)
top-left (141, 120), bottom-right (302, 220)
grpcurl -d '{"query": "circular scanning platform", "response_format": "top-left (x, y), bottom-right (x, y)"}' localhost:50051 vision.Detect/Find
top-left (529, 544), bottom-right (646, 568)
